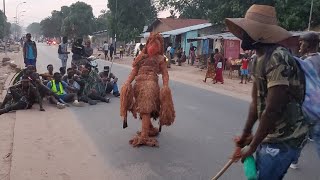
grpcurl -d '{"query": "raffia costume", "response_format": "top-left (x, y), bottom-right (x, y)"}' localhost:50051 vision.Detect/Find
top-left (120, 33), bottom-right (175, 147)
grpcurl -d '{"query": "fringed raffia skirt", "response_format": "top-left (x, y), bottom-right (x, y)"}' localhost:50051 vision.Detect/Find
top-left (134, 74), bottom-right (160, 119)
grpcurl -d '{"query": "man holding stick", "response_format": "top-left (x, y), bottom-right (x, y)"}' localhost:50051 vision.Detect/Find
top-left (225, 4), bottom-right (310, 180)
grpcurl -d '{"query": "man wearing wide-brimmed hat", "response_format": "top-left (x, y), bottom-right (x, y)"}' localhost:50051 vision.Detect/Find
top-left (227, 4), bottom-right (310, 179)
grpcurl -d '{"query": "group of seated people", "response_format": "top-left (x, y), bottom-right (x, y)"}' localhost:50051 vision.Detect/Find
top-left (0, 64), bottom-right (120, 115)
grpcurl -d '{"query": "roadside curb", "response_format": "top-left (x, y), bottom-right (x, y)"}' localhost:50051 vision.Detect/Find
top-left (1, 73), bottom-right (15, 100)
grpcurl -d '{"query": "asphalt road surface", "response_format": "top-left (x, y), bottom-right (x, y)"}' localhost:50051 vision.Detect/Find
top-left (37, 43), bottom-right (319, 180)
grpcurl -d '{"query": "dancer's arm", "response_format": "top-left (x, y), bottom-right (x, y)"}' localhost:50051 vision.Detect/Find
top-left (125, 66), bottom-right (138, 84)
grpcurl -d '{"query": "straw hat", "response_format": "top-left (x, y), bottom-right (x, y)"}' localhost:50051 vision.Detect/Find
top-left (225, 4), bottom-right (292, 44)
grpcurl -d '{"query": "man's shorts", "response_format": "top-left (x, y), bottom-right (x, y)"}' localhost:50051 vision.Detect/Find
top-left (25, 59), bottom-right (36, 67)
top-left (104, 50), bottom-right (108, 55)
top-left (241, 69), bottom-right (249, 75)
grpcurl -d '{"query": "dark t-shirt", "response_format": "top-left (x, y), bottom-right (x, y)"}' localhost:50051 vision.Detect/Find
top-left (72, 44), bottom-right (85, 60)
top-left (109, 46), bottom-right (114, 53)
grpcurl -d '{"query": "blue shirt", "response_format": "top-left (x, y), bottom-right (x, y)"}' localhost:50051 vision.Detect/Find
top-left (47, 81), bottom-right (68, 95)
top-left (170, 47), bottom-right (175, 55)
top-left (27, 44), bottom-right (35, 59)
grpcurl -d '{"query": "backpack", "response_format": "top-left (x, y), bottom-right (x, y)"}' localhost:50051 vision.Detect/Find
top-left (294, 54), bottom-right (320, 124)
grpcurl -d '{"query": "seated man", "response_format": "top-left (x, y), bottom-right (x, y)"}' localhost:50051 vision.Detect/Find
top-left (71, 63), bottom-right (82, 76)
top-left (59, 67), bottom-right (66, 76)
top-left (63, 68), bottom-right (98, 105)
top-left (40, 64), bottom-right (54, 81)
top-left (63, 68), bottom-right (81, 94)
top-left (30, 72), bottom-right (68, 108)
top-left (0, 77), bottom-right (44, 115)
top-left (17, 65), bottom-right (37, 83)
top-left (47, 72), bottom-right (84, 107)
top-left (99, 66), bottom-right (120, 97)
top-left (79, 68), bottom-right (110, 104)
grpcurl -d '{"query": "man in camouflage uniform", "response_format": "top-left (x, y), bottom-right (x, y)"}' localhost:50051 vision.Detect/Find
top-left (0, 78), bottom-right (45, 115)
top-left (79, 67), bottom-right (110, 104)
top-left (226, 4), bottom-right (310, 179)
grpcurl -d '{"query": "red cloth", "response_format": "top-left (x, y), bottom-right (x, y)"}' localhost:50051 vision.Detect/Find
top-left (215, 68), bottom-right (224, 83)
top-left (241, 58), bottom-right (249, 70)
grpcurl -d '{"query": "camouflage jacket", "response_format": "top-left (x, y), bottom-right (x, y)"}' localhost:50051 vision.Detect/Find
top-left (82, 70), bottom-right (106, 96)
top-left (253, 46), bottom-right (309, 148)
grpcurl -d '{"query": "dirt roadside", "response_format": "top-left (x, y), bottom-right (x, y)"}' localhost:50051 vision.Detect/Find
top-left (0, 51), bottom-right (22, 180)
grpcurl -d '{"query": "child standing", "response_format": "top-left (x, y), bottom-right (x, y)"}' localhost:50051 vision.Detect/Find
top-left (119, 45), bottom-right (124, 59)
top-left (240, 55), bottom-right (249, 84)
top-left (214, 59), bottom-right (224, 84)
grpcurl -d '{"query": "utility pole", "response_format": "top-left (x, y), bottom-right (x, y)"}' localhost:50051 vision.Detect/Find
top-left (114, 0), bottom-right (117, 55)
top-left (3, 0), bottom-right (6, 56)
top-left (15, 2), bottom-right (26, 40)
top-left (308, 0), bottom-right (314, 31)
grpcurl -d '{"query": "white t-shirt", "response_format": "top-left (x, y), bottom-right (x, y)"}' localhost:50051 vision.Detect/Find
top-left (167, 46), bottom-right (171, 52)
top-left (217, 62), bottom-right (223, 69)
top-left (103, 43), bottom-right (109, 51)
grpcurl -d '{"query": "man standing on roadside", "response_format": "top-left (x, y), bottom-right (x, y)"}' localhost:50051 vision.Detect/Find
top-left (23, 33), bottom-right (37, 68)
top-left (189, 43), bottom-right (197, 65)
top-left (102, 41), bottom-right (109, 60)
top-left (71, 38), bottom-right (86, 67)
top-left (84, 40), bottom-right (93, 57)
top-left (58, 36), bottom-right (70, 70)
top-left (109, 43), bottom-right (115, 61)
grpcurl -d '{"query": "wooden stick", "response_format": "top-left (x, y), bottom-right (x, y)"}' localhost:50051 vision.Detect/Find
top-left (211, 159), bottom-right (234, 180)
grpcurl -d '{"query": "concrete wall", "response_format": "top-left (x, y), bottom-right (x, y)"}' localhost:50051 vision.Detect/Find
top-left (184, 30), bottom-right (199, 56)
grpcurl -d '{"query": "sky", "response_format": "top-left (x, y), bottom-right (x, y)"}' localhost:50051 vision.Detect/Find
top-left (2, 0), bottom-right (170, 27)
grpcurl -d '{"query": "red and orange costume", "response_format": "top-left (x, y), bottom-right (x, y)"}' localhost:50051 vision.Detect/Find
top-left (120, 33), bottom-right (175, 147)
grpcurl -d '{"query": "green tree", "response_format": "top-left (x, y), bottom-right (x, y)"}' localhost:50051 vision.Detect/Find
top-left (40, 17), bottom-right (56, 37)
top-left (10, 23), bottom-right (22, 36)
top-left (0, 10), bottom-right (10, 39)
top-left (94, 10), bottom-right (111, 32)
top-left (157, 0), bottom-right (320, 31)
top-left (40, 8), bottom-right (67, 38)
top-left (108, 0), bottom-right (157, 42)
top-left (61, 2), bottom-right (95, 38)
top-left (27, 22), bottom-right (41, 35)
top-left (40, 3), bottom-right (96, 38)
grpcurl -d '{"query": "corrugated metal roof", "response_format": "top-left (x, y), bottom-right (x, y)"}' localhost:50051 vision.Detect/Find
top-left (187, 32), bottom-right (240, 42)
top-left (146, 18), bottom-right (210, 32)
top-left (138, 32), bottom-right (170, 38)
top-left (161, 23), bottom-right (213, 36)
top-left (188, 31), bottom-right (320, 42)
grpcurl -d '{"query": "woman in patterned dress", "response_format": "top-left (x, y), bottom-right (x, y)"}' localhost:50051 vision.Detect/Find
top-left (203, 53), bottom-right (216, 83)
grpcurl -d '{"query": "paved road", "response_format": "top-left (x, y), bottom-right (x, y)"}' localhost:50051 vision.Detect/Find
top-left (37, 43), bottom-right (320, 180)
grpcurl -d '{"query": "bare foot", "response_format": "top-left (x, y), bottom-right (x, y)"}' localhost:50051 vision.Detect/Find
top-left (129, 135), bottom-right (159, 147)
